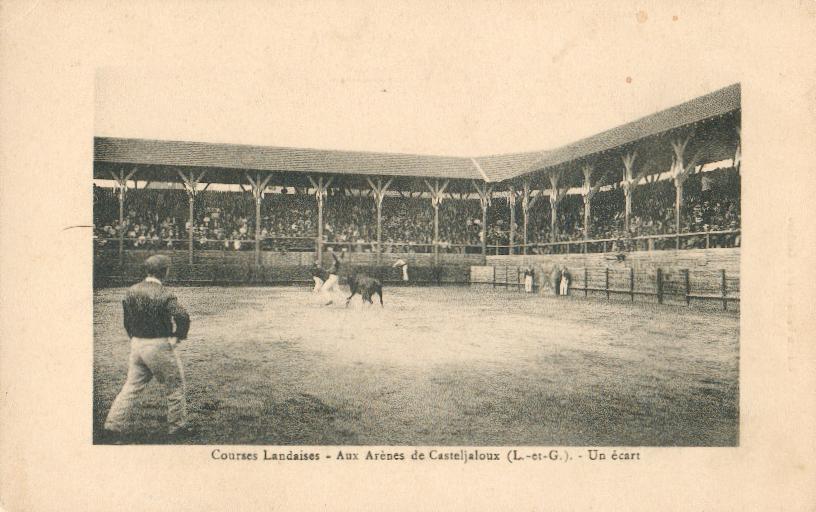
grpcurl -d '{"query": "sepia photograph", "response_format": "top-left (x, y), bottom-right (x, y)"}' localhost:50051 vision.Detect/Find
top-left (3, 1), bottom-right (816, 510)
top-left (92, 75), bottom-right (741, 447)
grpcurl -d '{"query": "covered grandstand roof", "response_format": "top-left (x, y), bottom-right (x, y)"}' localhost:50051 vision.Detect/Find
top-left (94, 83), bottom-right (739, 184)
top-left (519, 83), bottom-right (741, 178)
top-left (94, 138), bottom-right (481, 181)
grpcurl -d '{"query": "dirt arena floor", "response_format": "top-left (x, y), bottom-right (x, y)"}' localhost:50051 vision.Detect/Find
top-left (93, 285), bottom-right (739, 446)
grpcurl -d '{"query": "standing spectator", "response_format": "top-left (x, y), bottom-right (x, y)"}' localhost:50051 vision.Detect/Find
top-left (559, 266), bottom-right (572, 296)
top-left (393, 258), bottom-right (409, 282)
top-left (103, 255), bottom-right (193, 441)
top-left (523, 266), bottom-right (535, 293)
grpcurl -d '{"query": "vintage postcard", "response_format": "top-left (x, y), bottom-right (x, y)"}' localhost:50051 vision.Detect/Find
top-left (2, 1), bottom-right (815, 511)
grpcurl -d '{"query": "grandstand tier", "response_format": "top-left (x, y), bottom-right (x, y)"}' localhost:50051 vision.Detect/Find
top-left (94, 84), bottom-right (741, 282)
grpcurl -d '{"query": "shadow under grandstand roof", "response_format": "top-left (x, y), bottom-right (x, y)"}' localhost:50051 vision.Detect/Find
top-left (94, 83), bottom-right (740, 185)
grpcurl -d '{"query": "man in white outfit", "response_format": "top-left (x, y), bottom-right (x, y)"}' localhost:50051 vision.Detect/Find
top-left (393, 258), bottom-right (409, 282)
top-left (321, 250), bottom-right (343, 304)
top-left (523, 266), bottom-right (535, 293)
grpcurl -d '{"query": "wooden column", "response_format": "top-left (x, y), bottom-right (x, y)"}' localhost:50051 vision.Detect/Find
top-left (367, 177), bottom-right (393, 264)
top-left (521, 179), bottom-right (540, 256)
top-left (507, 184), bottom-right (518, 255)
top-left (621, 151), bottom-right (648, 233)
top-left (547, 170), bottom-right (569, 244)
top-left (307, 176), bottom-right (333, 263)
top-left (425, 179), bottom-right (449, 266)
top-left (472, 181), bottom-right (493, 260)
top-left (110, 167), bottom-right (137, 269)
top-left (670, 134), bottom-right (698, 249)
top-left (581, 164), bottom-right (604, 249)
top-left (734, 126), bottom-right (741, 173)
top-left (176, 169), bottom-right (207, 265)
top-left (246, 171), bottom-right (273, 271)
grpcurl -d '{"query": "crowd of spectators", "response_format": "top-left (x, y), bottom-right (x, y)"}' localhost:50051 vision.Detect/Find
top-left (93, 167), bottom-right (740, 253)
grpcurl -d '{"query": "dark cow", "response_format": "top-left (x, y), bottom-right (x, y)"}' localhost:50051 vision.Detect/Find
top-left (345, 271), bottom-right (384, 307)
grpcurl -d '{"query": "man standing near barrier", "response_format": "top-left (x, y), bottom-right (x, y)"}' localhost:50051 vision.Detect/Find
top-left (103, 255), bottom-right (193, 441)
top-left (550, 265), bottom-right (562, 295)
top-left (523, 266), bottom-right (535, 293)
top-left (393, 258), bottom-right (409, 282)
top-left (560, 266), bottom-right (572, 296)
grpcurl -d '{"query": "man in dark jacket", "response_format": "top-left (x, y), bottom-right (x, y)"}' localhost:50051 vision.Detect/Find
top-left (103, 255), bottom-right (192, 438)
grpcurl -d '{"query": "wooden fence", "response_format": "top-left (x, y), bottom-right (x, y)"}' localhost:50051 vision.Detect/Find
top-left (479, 265), bottom-right (740, 311)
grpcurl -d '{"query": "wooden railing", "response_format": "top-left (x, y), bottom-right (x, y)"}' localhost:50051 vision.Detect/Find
top-left (483, 265), bottom-right (739, 311)
top-left (486, 229), bottom-right (741, 255)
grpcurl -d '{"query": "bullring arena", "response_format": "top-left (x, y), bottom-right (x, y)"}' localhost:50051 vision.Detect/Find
top-left (93, 84), bottom-right (740, 446)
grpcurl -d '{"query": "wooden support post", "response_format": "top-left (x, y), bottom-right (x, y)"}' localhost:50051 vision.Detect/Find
top-left (473, 181), bottom-right (493, 262)
top-left (110, 168), bottom-right (137, 270)
top-left (733, 125), bottom-right (741, 173)
top-left (367, 177), bottom-right (393, 264)
top-left (508, 184), bottom-right (517, 255)
top-left (621, 152), bottom-right (639, 232)
top-left (584, 267), bottom-right (588, 297)
top-left (547, 170), bottom-right (569, 243)
top-left (683, 269), bottom-right (691, 306)
top-left (308, 175), bottom-right (333, 264)
top-left (629, 267), bottom-right (635, 302)
top-left (605, 268), bottom-right (610, 299)
top-left (656, 268), bottom-right (664, 304)
top-left (317, 189), bottom-right (323, 260)
top-left (425, 179), bottom-right (448, 267)
top-left (188, 196), bottom-right (194, 264)
top-left (483, 199), bottom-right (489, 258)
top-left (675, 181), bottom-right (683, 249)
top-left (521, 179), bottom-right (539, 256)
top-left (581, 164), bottom-right (604, 254)
top-left (721, 269), bottom-right (728, 311)
top-left (246, 171), bottom-right (273, 276)
top-left (255, 186), bottom-right (262, 271)
top-left (433, 202), bottom-right (439, 264)
top-left (176, 168), bottom-right (207, 266)
top-left (492, 265), bottom-right (496, 288)
top-left (671, 134), bottom-right (701, 251)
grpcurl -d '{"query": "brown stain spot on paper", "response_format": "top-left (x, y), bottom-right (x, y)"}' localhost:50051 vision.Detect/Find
top-left (626, 76), bottom-right (632, 84)
top-left (636, 10), bottom-right (648, 23)
top-left (672, 15), bottom-right (679, 21)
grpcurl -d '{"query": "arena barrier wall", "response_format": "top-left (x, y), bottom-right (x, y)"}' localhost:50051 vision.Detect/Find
top-left (476, 248), bottom-right (740, 309)
top-left (485, 247), bottom-right (740, 275)
top-left (93, 249), bottom-right (483, 287)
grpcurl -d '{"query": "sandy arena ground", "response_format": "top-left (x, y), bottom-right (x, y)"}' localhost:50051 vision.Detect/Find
top-left (93, 285), bottom-right (739, 446)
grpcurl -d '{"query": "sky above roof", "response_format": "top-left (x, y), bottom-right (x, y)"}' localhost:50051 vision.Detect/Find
top-left (94, 2), bottom-right (744, 157)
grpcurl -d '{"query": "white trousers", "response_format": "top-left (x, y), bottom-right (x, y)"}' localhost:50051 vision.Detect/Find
top-left (524, 275), bottom-right (533, 293)
top-left (312, 276), bottom-right (324, 293)
top-left (104, 337), bottom-right (188, 434)
top-left (560, 276), bottom-right (569, 296)
top-left (322, 273), bottom-right (339, 293)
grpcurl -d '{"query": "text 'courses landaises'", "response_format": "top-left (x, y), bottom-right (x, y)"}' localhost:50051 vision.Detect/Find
top-left (209, 448), bottom-right (641, 463)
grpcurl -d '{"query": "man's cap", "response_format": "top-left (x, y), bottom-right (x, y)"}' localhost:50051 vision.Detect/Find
top-left (145, 254), bottom-right (172, 277)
